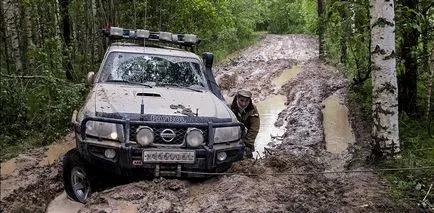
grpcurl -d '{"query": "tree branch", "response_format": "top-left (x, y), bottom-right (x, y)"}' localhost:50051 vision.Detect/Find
top-left (423, 2), bottom-right (434, 14)
top-left (0, 73), bottom-right (65, 81)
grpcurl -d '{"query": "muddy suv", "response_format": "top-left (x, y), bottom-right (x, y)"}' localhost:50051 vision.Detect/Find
top-left (64, 27), bottom-right (245, 203)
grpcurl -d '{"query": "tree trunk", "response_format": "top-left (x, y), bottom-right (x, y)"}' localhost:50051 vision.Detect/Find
top-left (317, 0), bottom-right (325, 60)
top-left (426, 49), bottom-right (434, 120)
top-left (2, 0), bottom-right (22, 73)
top-left (21, 2), bottom-right (34, 74)
top-left (339, 6), bottom-right (350, 64)
top-left (340, 32), bottom-right (348, 64)
top-left (0, 0), bottom-right (11, 73)
top-left (59, 0), bottom-right (73, 80)
top-left (398, 0), bottom-right (419, 116)
top-left (370, 0), bottom-right (400, 156)
top-left (91, 0), bottom-right (98, 69)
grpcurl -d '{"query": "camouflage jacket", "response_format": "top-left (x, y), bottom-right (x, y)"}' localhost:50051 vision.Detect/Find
top-left (230, 97), bottom-right (260, 148)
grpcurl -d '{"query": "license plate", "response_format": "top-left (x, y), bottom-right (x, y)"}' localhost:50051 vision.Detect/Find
top-left (142, 150), bottom-right (195, 163)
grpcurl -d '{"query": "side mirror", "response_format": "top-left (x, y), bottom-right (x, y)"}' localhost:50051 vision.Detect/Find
top-left (202, 52), bottom-right (213, 69)
top-left (71, 110), bottom-right (78, 125)
top-left (86, 72), bottom-right (95, 86)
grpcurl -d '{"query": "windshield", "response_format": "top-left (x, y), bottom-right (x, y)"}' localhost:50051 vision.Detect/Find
top-left (99, 52), bottom-right (208, 89)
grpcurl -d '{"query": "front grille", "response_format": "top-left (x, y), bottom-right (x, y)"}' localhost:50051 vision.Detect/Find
top-left (130, 125), bottom-right (208, 146)
top-left (153, 127), bottom-right (186, 145)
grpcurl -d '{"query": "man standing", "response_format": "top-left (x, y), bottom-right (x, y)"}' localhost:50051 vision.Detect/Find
top-left (230, 90), bottom-right (260, 158)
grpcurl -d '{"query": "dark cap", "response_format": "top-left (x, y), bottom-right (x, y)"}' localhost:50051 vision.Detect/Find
top-left (237, 90), bottom-right (252, 98)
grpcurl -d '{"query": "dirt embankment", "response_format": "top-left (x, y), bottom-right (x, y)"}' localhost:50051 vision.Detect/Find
top-left (1, 35), bottom-right (397, 213)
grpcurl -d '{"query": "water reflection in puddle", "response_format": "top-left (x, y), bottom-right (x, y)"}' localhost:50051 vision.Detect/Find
top-left (254, 95), bottom-right (286, 157)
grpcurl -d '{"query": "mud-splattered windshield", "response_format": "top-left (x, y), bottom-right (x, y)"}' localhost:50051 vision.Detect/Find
top-left (99, 52), bottom-right (208, 89)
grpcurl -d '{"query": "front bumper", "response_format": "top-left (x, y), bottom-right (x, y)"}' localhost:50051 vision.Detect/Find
top-left (74, 115), bottom-right (245, 177)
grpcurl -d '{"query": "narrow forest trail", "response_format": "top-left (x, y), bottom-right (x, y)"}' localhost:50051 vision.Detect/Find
top-left (1, 35), bottom-right (397, 213)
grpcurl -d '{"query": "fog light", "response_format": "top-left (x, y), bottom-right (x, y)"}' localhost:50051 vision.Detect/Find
top-left (217, 152), bottom-right (227, 161)
top-left (104, 149), bottom-right (116, 159)
top-left (186, 128), bottom-right (204, 147)
top-left (136, 126), bottom-right (154, 146)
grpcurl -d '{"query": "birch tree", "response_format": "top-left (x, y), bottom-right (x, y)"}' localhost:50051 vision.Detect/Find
top-left (370, 0), bottom-right (400, 156)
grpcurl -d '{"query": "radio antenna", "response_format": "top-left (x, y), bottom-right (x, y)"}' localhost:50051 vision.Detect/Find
top-left (144, 0), bottom-right (148, 47)
top-left (133, 0), bottom-right (137, 29)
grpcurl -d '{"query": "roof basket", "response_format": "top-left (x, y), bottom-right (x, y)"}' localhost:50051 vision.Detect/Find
top-left (102, 26), bottom-right (201, 48)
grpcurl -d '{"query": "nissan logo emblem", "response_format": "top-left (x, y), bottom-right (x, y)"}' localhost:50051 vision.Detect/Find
top-left (160, 129), bottom-right (176, 142)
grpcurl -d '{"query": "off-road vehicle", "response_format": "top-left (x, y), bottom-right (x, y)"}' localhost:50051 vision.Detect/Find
top-left (63, 26), bottom-right (245, 203)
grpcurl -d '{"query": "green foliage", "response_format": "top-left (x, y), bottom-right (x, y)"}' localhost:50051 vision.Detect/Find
top-left (0, 77), bottom-right (86, 160)
top-left (268, 0), bottom-right (317, 34)
top-left (324, 0), bottom-right (371, 80)
top-left (349, 80), bottom-right (373, 117)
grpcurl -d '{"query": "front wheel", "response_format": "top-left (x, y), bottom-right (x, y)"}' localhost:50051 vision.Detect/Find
top-left (63, 149), bottom-right (92, 203)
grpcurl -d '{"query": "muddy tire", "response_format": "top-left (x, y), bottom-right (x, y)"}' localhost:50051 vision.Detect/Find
top-left (63, 148), bottom-right (93, 203)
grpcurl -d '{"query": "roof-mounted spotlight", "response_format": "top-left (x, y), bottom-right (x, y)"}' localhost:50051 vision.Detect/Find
top-left (103, 26), bottom-right (200, 48)
top-left (159, 32), bottom-right (173, 42)
top-left (109, 27), bottom-right (124, 37)
top-left (183, 34), bottom-right (198, 44)
top-left (136, 30), bottom-right (150, 39)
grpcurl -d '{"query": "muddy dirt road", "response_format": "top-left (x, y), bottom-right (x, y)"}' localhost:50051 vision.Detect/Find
top-left (1, 34), bottom-right (398, 212)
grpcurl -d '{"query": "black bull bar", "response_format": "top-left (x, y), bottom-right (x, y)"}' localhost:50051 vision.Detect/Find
top-left (77, 114), bottom-right (246, 149)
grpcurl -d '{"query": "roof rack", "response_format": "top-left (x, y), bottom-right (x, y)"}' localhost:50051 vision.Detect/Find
top-left (102, 26), bottom-right (201, 48)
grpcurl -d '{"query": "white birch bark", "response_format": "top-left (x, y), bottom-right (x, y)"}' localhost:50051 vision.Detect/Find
top-left (2, 0), bottom-right (22, 72)
top-left (426, 49), bottom-right (434, 120)
top-left (91, 0), bottom-right (98, 63)
top-left (370, 0), bottom-right (400, 155)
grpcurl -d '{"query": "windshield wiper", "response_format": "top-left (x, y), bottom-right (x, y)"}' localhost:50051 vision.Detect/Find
top-left (157, 83), bottom-right (203, 92)
top-left (105, 80), bottom-right (153, 88)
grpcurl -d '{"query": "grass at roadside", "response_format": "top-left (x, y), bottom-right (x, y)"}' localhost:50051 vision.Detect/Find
top-left (381, 116), bottom-right (434, 210)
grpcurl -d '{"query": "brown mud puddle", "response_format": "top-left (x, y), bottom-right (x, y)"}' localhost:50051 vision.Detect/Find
top-left (273, 66), bottom-right (301, 88)
top-left (321, 95), bottom-right (355, 154)
top-left (39, 140), bottom-right (76, 166)
top-left (255, 95), bottom-right (286, 157)
top-left (1, 138), bottom-right (75, 178)
top-left (0, 159), bottom-right (17, 178)
top-left (253, 66), bottom-right (300, 157)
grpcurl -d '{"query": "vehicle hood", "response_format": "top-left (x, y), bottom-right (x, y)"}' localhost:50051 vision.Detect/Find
top-left (80, 83), bottom-right (235, 121)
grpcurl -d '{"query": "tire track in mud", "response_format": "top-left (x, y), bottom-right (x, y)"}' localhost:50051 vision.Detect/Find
top-left (0, 145), bottom-right (66, 212)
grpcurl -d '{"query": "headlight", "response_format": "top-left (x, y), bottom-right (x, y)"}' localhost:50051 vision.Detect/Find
top-left (186, 128), bottom-right (204, 147)
top-left (136, 126), bottom-right (154, 146)
top-left (85, 121), bottom-right (123, 140)
top-left (214, 126), bottom-right (241, 143)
